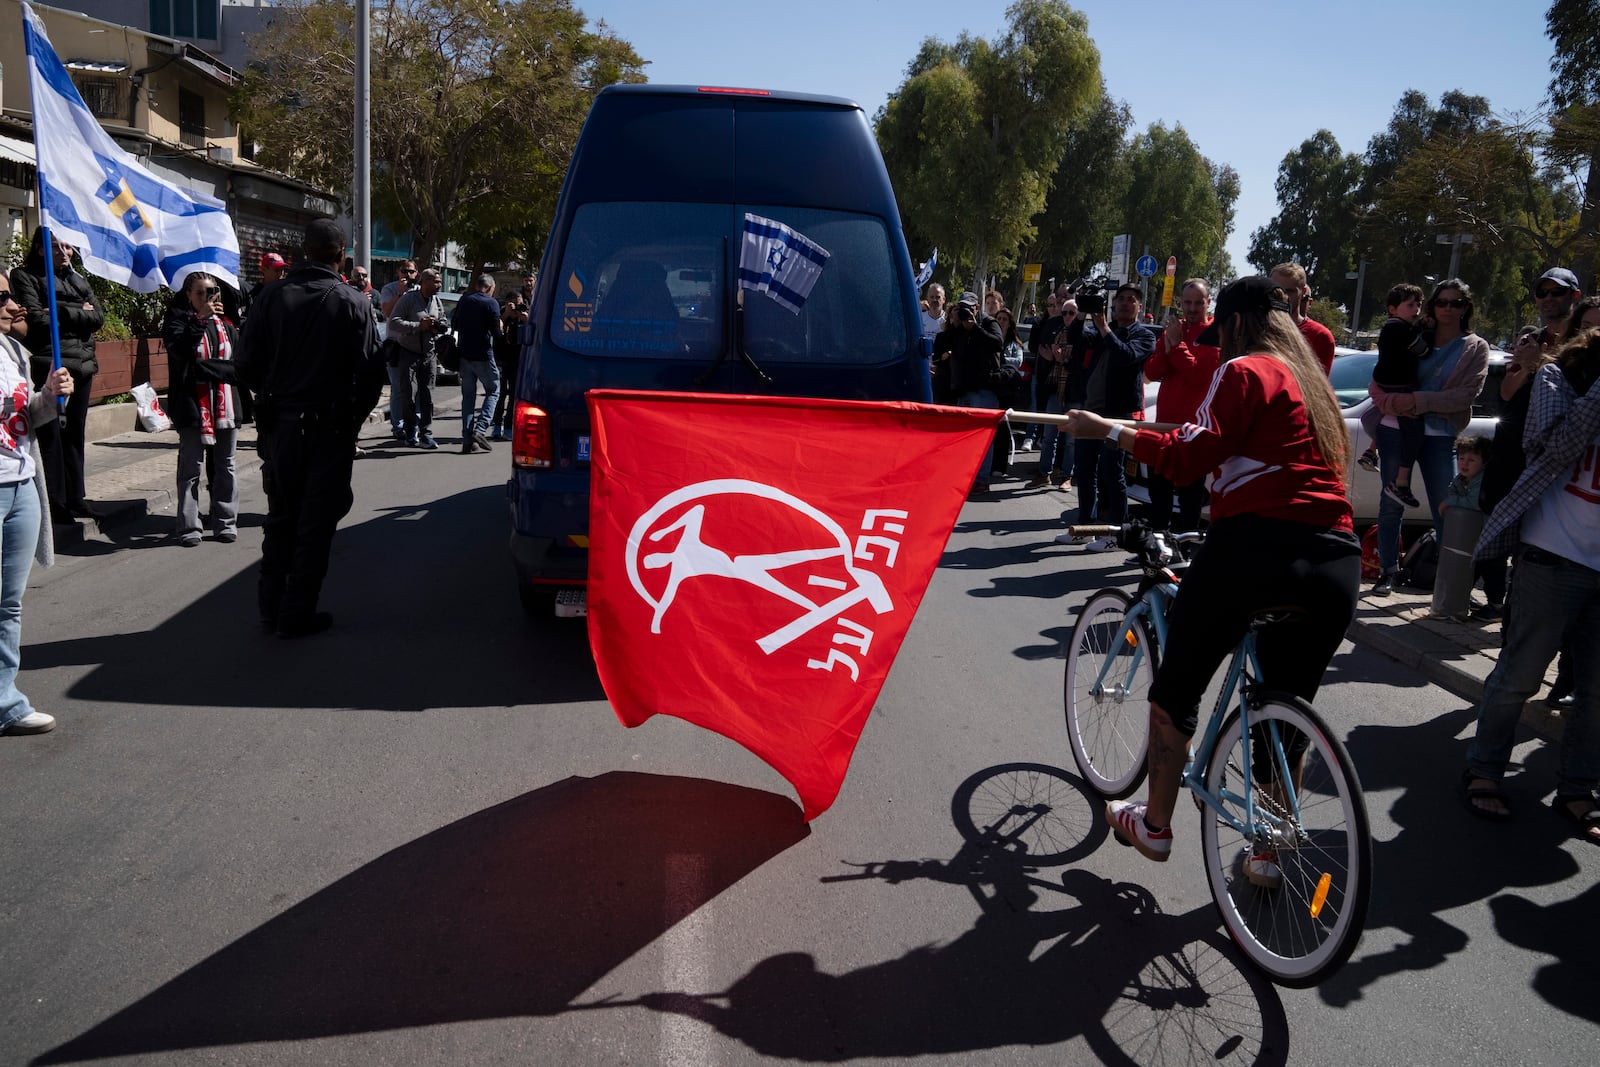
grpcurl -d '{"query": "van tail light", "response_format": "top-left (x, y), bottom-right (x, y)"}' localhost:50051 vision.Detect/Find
top-left (512, 401), bottom-right (552, 469)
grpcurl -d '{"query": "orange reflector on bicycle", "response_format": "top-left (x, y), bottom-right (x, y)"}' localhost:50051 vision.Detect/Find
top-left (1124, 631), bottom-right (1137, 648)
top-left (1310, 872), bottom-right (1332, 918)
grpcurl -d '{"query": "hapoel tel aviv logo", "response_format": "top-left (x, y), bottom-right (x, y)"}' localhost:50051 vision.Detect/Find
top-left (625, 478), bottom-right (909, 682)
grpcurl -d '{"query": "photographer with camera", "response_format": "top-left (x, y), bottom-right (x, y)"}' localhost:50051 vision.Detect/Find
top-left (386, 267), bottom-right (446, 449)
top-left (1026, 289), bottom-right (1078, 489)
top-left (1065, 283), bottom-right (1155, 549)
top-left (933, 291), bottom-right (1006, 494)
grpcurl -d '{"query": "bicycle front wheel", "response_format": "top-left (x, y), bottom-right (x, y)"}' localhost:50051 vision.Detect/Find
top-left (1198, 694), bottom-right (1371, 988)
top-left (1064, 589), bottom-right (1154, 798)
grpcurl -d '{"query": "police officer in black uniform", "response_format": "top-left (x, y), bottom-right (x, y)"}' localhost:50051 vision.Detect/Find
top-left (237, 220), bottom-right (384, 638)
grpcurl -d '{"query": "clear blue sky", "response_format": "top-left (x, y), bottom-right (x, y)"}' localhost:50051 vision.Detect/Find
top-left (577, 0), bottom-right (1555, 280)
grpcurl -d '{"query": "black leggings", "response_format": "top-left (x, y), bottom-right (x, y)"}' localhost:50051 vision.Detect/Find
top-left (1149, 515), bottom-right (1361, 734)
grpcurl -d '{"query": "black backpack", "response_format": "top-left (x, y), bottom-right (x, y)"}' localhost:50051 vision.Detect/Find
top-left (1398, 528), bottom-right (1440, 590)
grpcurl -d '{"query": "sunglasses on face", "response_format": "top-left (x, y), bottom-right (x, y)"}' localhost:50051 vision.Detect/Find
top-left (1433, 298), bottom-right (1467, 309)
top-left (0, 291), bottom-right (12, 305)
top-left (1535, 286), bottom-right (1571, 299)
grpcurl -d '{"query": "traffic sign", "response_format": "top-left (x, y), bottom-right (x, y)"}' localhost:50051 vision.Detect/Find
top-left (1022, 263), bottom-right (1041, 283)
top-left (1136, 255), bottom-right (1158, 278)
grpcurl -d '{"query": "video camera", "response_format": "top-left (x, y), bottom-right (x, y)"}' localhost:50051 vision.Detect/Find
top-left (1068, 275), bottom-right (1118, 316)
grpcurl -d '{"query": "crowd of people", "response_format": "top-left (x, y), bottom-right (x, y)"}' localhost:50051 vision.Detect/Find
top-left (922, 259), bottom-right (1598, 849)
top-left (0, 220), bottom-right (543, 736)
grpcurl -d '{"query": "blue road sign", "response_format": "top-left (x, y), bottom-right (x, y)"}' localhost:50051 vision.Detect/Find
top-left (1135, 255), bottom-right (1159, 278)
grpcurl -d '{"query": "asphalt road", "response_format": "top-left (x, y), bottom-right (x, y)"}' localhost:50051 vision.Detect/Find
top-left (1, 422), bottom-right (1595, 1066)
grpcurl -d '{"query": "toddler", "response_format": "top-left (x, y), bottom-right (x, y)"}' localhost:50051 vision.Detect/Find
top-left (1359, 283), bottom-right (1429, 506)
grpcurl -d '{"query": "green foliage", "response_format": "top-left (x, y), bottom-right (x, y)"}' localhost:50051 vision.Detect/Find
top-left (876, 0), bottom-right (1102, 293)
top-left (1115, 122), bottom-right (1232, 288)
top-left (1247, 130), bottom-right (1364, 304)
top-left (94, 314), bottom-right (133, 342)
top-left (235, 0), bottom-right (645, 268)
top-left (84, 274), bottom-right (169, 338)
top-left (1020, 90), bottom-right (1132, 284)
top-left (1306, 298), bottom-right (1347, 343)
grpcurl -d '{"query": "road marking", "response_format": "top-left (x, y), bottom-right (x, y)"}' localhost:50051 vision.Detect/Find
top-left (661, 852), bottom-right (714, 1067)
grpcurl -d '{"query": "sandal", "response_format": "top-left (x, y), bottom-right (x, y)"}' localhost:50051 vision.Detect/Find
top-left (1460, 770), bottom-right (1512, 821)
top-left (1552, 791), bottom-right (1600, 846)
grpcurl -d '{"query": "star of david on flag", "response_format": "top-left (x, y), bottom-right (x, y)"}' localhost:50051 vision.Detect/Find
top-left (737, 213), bottom-right (830, 314)
top-left (22, 3), bottom-right (240, 293)
top-left (914, 248), bottom-right (937, 289)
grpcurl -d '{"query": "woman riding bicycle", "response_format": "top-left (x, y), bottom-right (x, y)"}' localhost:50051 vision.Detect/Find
top-left (1062, 275), bottom-right (1360, 885)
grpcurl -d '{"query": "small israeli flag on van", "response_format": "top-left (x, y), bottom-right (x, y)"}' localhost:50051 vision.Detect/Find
top-left (738, 213), bottom-right (830, 314)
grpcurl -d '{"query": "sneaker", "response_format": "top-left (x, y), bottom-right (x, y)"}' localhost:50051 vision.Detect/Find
top-left (404, 434), bottom-right (419, 448)
top-left (1, 710), bottom-right (56, 735)
top-left (1372, 573), bottom-right (1395, 597)
top-left (1472, 603), bottom-right (1504, 621)
top-left (473, 431), bottom-right (493, 452)
top-left (1024, 475), bottom-right (1052, 489)
top-left (1357, 448), bottom-right (1379, 473)
top-left (1106, 801), bottom-right (1173, 862)
top-left (178, 536), bottom-right (201, 548)
top-left (1243, 848), bottom-right (1282, 890)
top-left (1055, 531), bottom-right (1092, 545)
top-left (215, 530), bottom-right (237, 544)
top-left (417, 434), bottom-right (439, 451)
top-left (1084, 536), bottom-right (1118, 553)
top-left (1383, 481), bottom-right (1420, 508)
top-left (392, 427), bottom-right (407, 442)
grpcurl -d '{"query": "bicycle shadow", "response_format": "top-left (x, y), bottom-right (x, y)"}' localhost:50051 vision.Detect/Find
top-left (581, 763), bottom-right (1290, 1065)
top-left (1322, 705), bottom-right (1582, 1008)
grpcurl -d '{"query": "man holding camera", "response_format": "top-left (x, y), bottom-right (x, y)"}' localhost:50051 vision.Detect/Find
top-left (933, 291), bottom-right (1005, 494)
top-left (1067, 284), bottom-right (1155, 548)
top-left (386, 267), bottom-right (446, 449)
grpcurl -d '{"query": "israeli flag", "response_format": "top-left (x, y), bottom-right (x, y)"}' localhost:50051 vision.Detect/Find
top-left (738, 213), bottom-right (830, 314)
top-left (22, 2), bottom-right (240, 293)
top-left (914, 248), bottom-right (937, 289)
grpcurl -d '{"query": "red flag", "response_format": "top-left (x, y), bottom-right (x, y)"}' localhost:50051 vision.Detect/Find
top-left (586, 389), bottom-right (1002, 819)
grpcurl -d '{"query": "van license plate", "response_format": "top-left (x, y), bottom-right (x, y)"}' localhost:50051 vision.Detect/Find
top-left (576, 435), bottom-right (591, 462)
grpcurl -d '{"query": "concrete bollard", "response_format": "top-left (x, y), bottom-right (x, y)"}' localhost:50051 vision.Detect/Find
top-left (1432, 506), bottom-right (1485, 618)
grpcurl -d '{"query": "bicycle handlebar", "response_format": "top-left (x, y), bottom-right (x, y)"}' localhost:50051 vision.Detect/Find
top-left (1065, 525), bottom-right (1120, 538)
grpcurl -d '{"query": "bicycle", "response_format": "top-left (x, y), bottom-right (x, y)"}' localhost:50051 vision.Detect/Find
top-left (1061, 520), bottom-right (1372, 988)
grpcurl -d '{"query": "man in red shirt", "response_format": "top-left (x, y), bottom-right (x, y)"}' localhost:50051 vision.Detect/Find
top-left (1142, 278), bottom-right (1219, 530)
top-left (1272, 262), bottom-right (1335, 375)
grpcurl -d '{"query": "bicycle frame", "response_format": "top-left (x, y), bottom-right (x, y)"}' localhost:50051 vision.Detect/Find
top-left (1088, 577), bottom-right (1308, 846)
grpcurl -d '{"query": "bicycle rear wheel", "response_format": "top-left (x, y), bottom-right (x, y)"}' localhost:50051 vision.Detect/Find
top-left (1198, 694), bottom-right (1371, 988)
top-left (1064, 589), bottom-right (1154, 798)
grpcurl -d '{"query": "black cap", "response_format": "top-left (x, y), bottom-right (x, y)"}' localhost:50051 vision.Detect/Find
top-left (1195, 275), bottom-right (1292, 347)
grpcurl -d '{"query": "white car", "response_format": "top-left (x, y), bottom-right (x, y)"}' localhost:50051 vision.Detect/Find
top-left (1133, 347), bottom-right (1507, 524)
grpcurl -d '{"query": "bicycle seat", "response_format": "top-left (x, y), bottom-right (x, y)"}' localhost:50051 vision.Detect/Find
top-left (1248, 606), bottom-right (1307, 629)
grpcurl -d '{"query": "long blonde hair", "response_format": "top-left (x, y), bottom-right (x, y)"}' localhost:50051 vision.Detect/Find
top-left (1217, 297), bottom-right (1350, 484)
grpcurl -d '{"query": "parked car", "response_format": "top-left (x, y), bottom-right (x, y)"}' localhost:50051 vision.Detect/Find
top-left (1130, 347), bottom-right (1507, 524)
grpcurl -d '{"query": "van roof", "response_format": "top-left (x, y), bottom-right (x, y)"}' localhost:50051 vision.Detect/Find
top-left (596, 83), bottom-right (862, 111)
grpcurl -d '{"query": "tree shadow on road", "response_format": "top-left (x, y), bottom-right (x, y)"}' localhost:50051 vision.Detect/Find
top-left (1321, 705), bottom-right (1584, 1008)
top-left (585, 763), bottom-right (1290, 1066)
top-left (24, 483), bottom-right (605, 711)
top-left (31, 772), bottom-right (807, 1064)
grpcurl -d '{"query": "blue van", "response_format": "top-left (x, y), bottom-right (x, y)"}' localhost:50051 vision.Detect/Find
top-left (507, 84), bottom-right (933, 615)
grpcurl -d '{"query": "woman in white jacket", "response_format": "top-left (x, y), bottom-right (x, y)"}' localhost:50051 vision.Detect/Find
top-left (0, 267), bottom-right (76, 736)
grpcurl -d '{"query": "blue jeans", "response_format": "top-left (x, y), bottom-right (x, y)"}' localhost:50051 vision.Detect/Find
top-left (1074, 438), bottom-right (1127, 525)
top-left (1038, 393), bottom-right (1074, 478)
top-left (0, 479), bottom-right (40, 729)
top-left (1466, 548), bottom-right (1600, 793)
top-left (387, 364), bottom-right (405, 432)
top-left (957, 389), bottom-right (1000, 483)
top-left (1375, 426), bottom-right (1453, 572)
top-left (459, 358), bottom-right (500, 440)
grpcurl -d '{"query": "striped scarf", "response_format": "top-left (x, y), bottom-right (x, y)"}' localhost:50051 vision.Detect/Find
top-left (195, 317), bottom-right (234, 446)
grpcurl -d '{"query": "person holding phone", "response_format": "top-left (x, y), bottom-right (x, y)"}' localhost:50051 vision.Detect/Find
top-left (163, 272), bottom-right (242, 546)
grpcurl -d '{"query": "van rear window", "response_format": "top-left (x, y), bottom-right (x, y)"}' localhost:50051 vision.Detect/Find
top-left (550, 202), bottom-right (907, 366)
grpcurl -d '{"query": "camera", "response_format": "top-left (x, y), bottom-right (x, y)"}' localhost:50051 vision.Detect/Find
top-left (1069, 275), bottom-right (1116, 316)
top-left (955, 304), bottom-right (976, 323)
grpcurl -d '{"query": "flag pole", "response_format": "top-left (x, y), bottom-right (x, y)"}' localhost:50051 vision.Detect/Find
top-left (1006, 409), bottom-right (1178, 433)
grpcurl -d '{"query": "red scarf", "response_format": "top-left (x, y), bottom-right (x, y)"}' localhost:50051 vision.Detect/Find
top-left (195, 317), bottom-right (234, 444)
